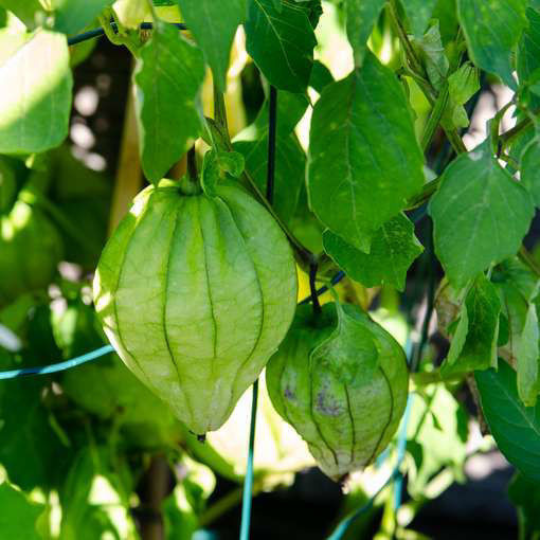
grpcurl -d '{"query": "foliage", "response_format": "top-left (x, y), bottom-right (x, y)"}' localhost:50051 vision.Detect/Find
top-left (1, 0), bottom-right (540, 538)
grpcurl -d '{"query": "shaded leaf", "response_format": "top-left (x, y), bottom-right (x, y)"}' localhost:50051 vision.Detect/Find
top-left (323, 213), bottom-right (423, 291)
top-left (430, 144), bottom-right (534, 289)
top-left (0, 0), bottom-right (44, 28)
top-left (518, 7), bottom-right (540, 107)
top-left (308, 52), bottom-right (424, 252)
top-left (406, 387), bottom-right (468, 497)
top-left (177, 0), bottom-right (246, 90)
top-left (402, 0), bottom-right (438, 37)
top-left (508, 472), bottom-right (540, 536)
top-left (442, 274), bottom-right (501, 376)
top-left (476, 361), bottom-right (540, 481)
top-left (134, 22), bottom-right (205, 183)
top-left (457, 0), bottom-right (527, 88)
top-left (233, 133), bottom-right (305, 224)
top-left (244, 0), bottom-right (317, 92)
top-left (0, 482), bottom-right (44, 540)
top-left (54, 0), bottom-right (111, 35)
top-left (0, 30), bottom-right (73, 154)
top-left (521, 137), bottom-right (540, 207)
top-left (517, 302), bottom-right (540, 407)
top-left (344, 0), bottom-right (385, 66)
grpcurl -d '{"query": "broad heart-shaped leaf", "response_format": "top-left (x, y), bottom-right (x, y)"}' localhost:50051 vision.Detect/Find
top-left (233, 133), bottom-right (305, 224)
top-left (442, 274), bottom-right (501, 376)
top-left (476, 361), bottom-right (540, 481)
top-left (308, 53), bottom-right (425, 252)
top-left (310, 303), bottom-right (379, 383)
top-left (457, 0), bottom-right (527, 89)
top-left (402, 0), bottom-right (438, 37)
top-left (54, 0), bottom-right (111, 35)
top-left (344, 0), bottom-right (385, 66)
top-left (0, 30), bottom-right (73, 154)
top-left (521, 137), bottom-right (540, 207)
top-left (134, 22), bottom-right (205, 183)
top-left (430, 144), bottom-right (534, 289)
top-left (322, 213), bottom-right (423, 291)
top-left (0, 482), bottom-right (44, 540)
top-left (244, 0), bottom-right (317, 92)
top-left (517, 303), bottom-right (540, 407)
top-left (177, 0), bottom-right (246, 91)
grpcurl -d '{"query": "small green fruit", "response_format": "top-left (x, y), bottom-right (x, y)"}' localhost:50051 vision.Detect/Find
top-left (266, 303), bottom-right (409, 481)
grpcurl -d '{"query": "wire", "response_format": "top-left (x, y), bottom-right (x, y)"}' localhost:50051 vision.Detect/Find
top-left (239, 380), bottom-right (259, 540)
top-left (0, 345), bottom-right (114, 380)
top-left (67, 22), bottom-right (187, 47)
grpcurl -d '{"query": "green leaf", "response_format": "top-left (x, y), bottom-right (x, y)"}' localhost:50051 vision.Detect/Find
top-left (0, 0), bottom-right (45, 28)
top-left (448, 62), bottom-right (480, 107)
top-left (406, 387), bottom-right (468, 497)
top-left (476, 361), bottom-right (540, 481)
top-left (310, 303), bottom-right (379, 383)
top-left (309, 60), bottom-right (334, 94)
top-left (508, 472), bottom-right (540, 536)
top-left (430, 144), bottom-right (534, 289)
top-left (518, 7), bottom-right (540, 103)
top-left (402, 0), bottom-right (438, 37)
top-left (134, 22), bottom-right (205, 183)
top-left (54, 0), bottom-right (111, 35)
top-left (177, 0), bottom-right (246, 91)
top-left (233, 133), bottom-right (305, 224)
top-left (457, 0), bottom-right (528, 89)
top-left (0, 482), bottom-right (45, 540)
top-left (0, 363), bottom-right (70, 490)
top-left (344, 0), bottom-right (385, 66)
top-left (60, 447), bottom-right (138, 540)
top-left (411, 22), bottom-right (449, 92)
top-left (517, 302), bottom-right (540, 407)
top-left (0, 30), bottom-right (73, 155)
top-left (445, 62), bottom-right (480, 129)
top-left (244, 0), bottom-right (317, 92)
top-left (323, 213), bottom-right (423, 291)
top-left (200, 149), bottom-right (244, 197)
top-left (442, 274), bottom-right (501, 376)
top-left (521, 138), bottom-right (540, 207)
top-left (307, 53), bottom-right (425, 252)
top-left (163, 456), bottom-right (215, 539)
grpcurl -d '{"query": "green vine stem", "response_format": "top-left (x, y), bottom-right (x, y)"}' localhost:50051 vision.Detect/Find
top-left (388, 8), bottom-right (540, 278)
top-left (206, 115), bottom-right (315, 269)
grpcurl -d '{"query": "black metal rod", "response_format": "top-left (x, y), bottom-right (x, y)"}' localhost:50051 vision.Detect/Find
top-left (67, 21), bottom-right (187, 47)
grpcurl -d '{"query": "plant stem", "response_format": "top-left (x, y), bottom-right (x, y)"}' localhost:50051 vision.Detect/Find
top-left (187, 146), bottom-right (198, 180)
top-left (421, 87), bottom-right (450, 152)
top-left (518, 245), bottom-right (540, 277)
top-left (207, 117), bottom-right (314, 268)
top-left (266, 86), bottom-right (278, 205)
top-left (309, 261), bottom-right (322, 316)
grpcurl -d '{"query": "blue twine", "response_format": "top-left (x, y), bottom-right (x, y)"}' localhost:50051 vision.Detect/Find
top-left (0, 345), bottom-right (114, 380)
